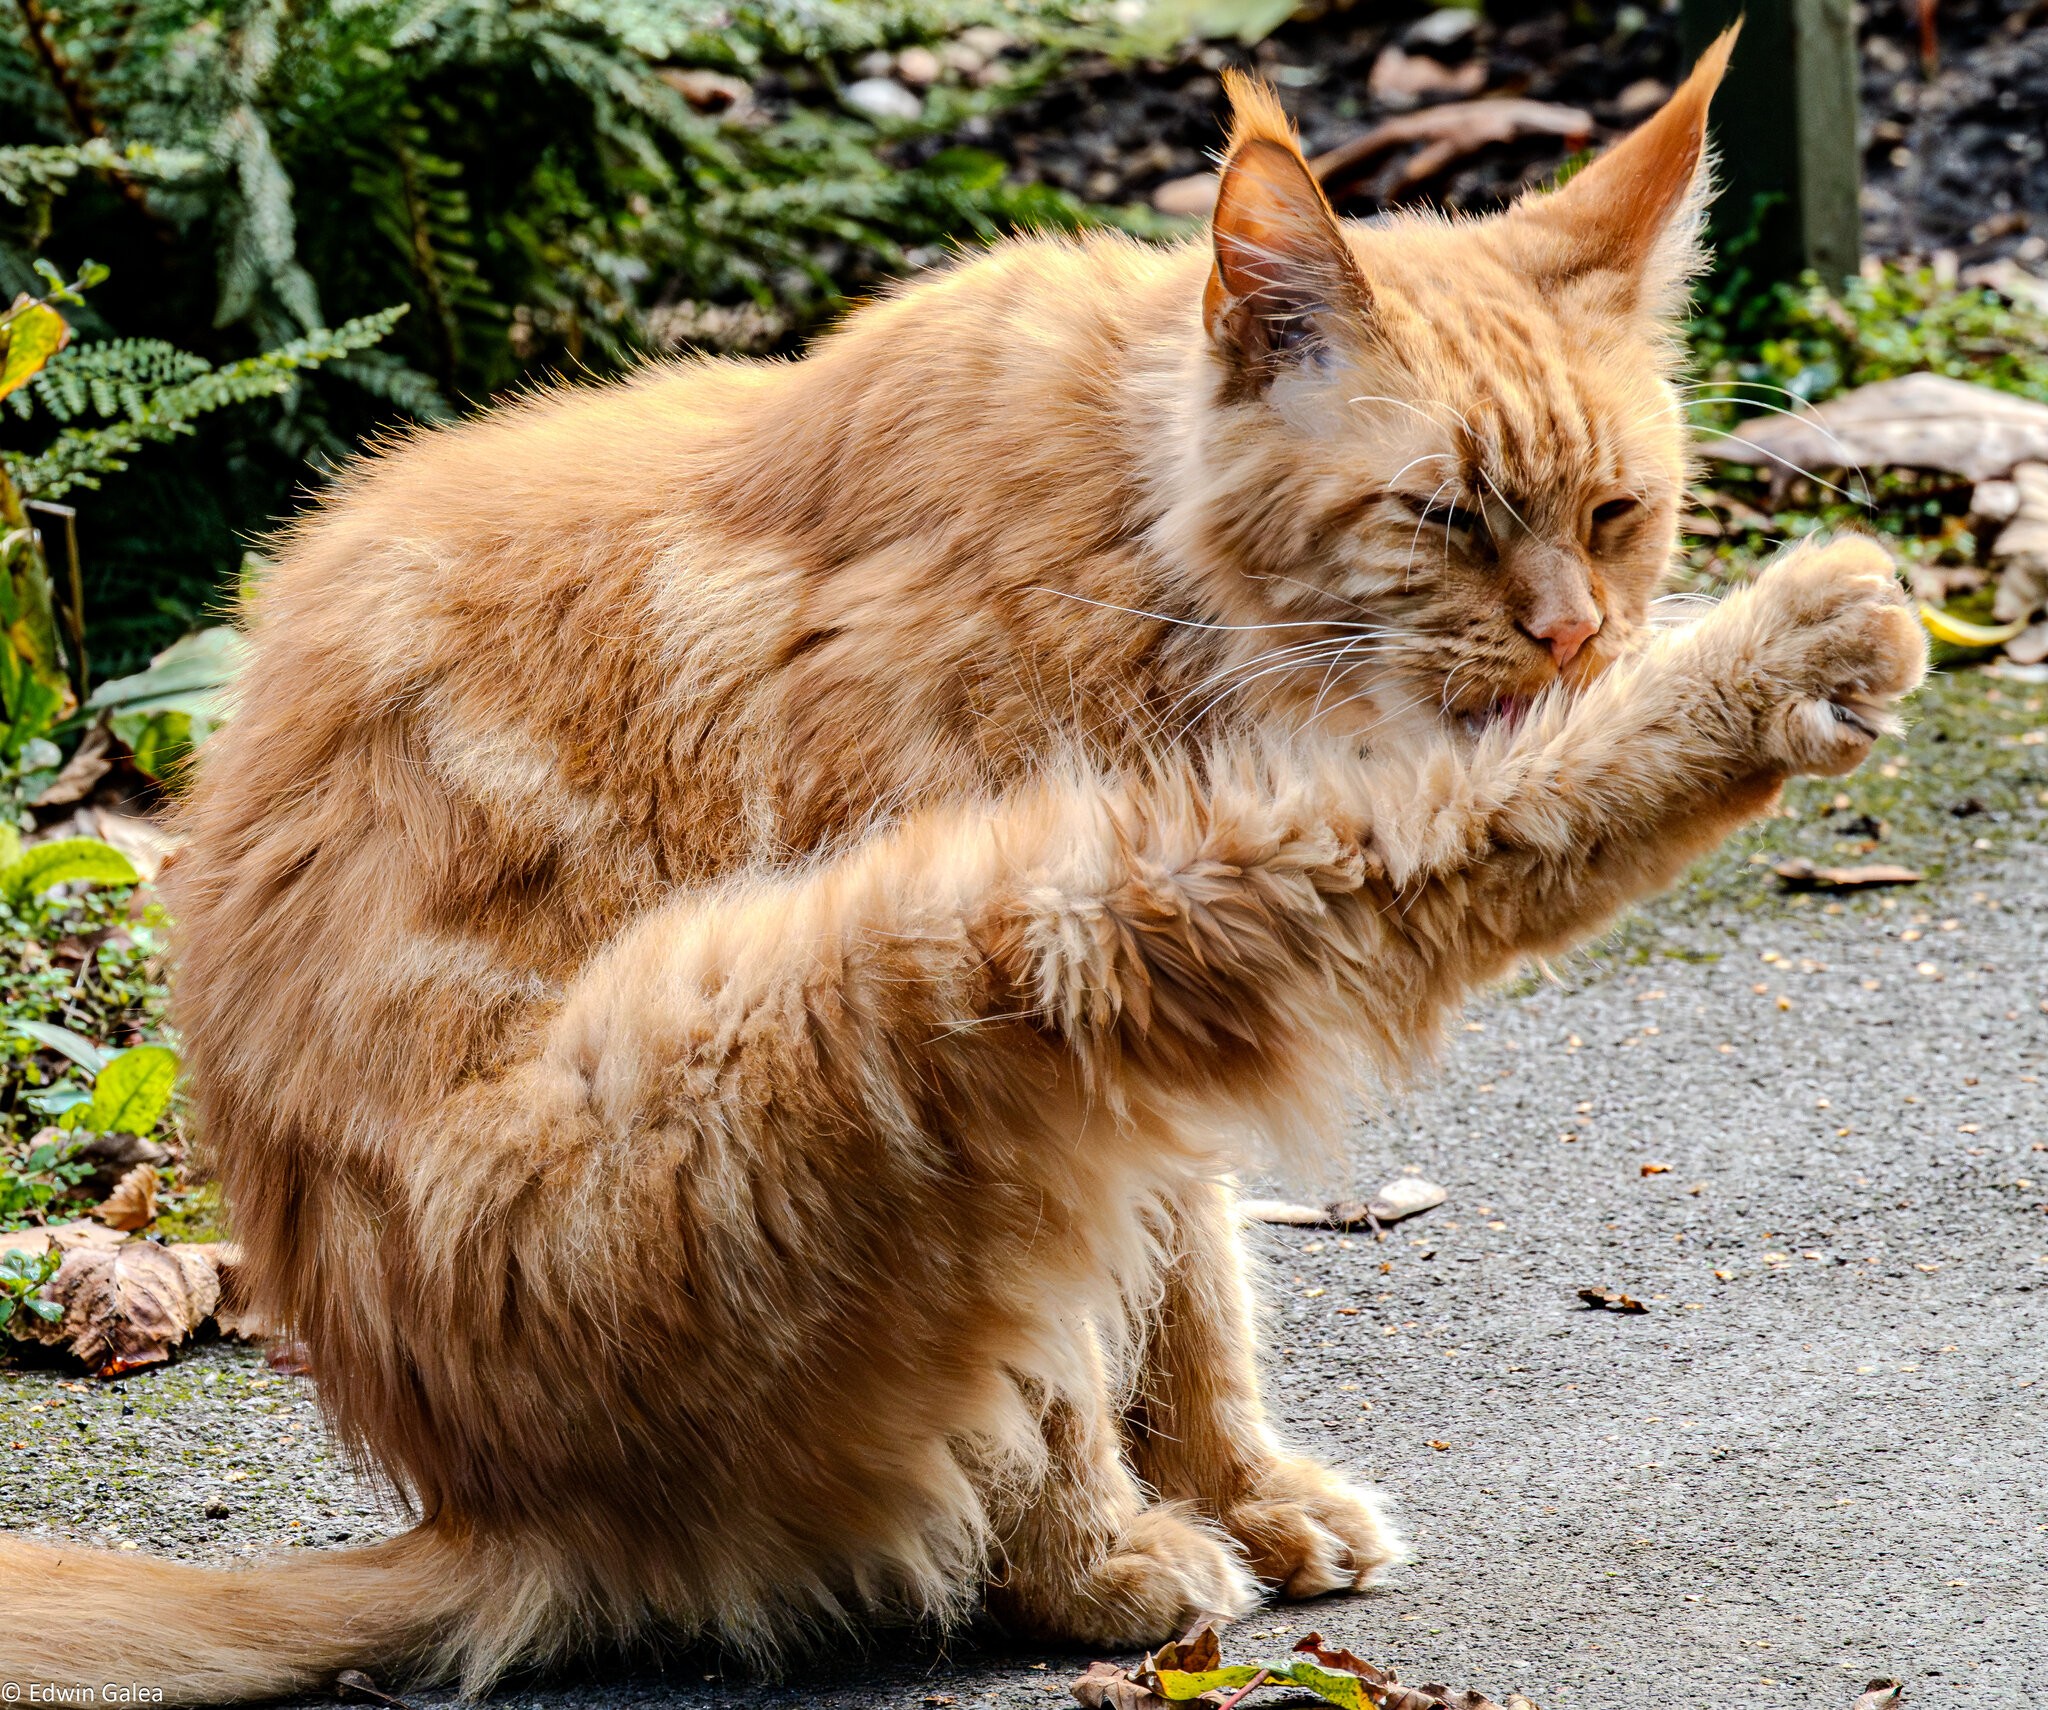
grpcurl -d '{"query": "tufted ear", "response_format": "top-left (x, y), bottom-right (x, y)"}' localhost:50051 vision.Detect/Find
top-left (1204, 70), bottom-right (1369, 383)
top-left (1505, 25), bottom-right (1738, 315)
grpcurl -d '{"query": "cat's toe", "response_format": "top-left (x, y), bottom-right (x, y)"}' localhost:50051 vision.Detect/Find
top-left (994, 1506), bottom-right (1259, 1650)
top-left (1223, 1457), bottom-right (1399, 1598)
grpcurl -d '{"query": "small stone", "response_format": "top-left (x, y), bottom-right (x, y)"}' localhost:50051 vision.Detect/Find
top-left (844, 78), bottom-right (922, 123)
top-left (957, 26), bottom-right (1013, 58)
top-left (894, 46), bottom-right (942, 87)
top-left (204, 1498), bottom-right (230, 1519)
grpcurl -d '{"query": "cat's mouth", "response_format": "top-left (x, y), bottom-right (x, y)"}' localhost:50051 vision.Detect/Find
top-left (1454, 693), bottom-right (1533, 739)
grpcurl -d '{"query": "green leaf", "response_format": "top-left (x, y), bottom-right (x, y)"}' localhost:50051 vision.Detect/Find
top-left (1274, 1661), bottom-right (1375, 1710)
top-left (0, 837), bottom-right (140, 902)
top-left (0, 300), bottom-right (71, 404)
top-left (85, 625), bottom-right (246, 715)
top-left (25, 1296), bottom-right (63, 1321)
top-left (1153, 1668), bottom-right (1265, 1699)
top-left (927, 148), bottom-right (1006, 193)
top-left (8, 1018), bottom-right (110, 1075)
top-left (115, 707), bottom-right (195, 782)
top-left (87, 626), bottom-right (245, 779)
top-left (82, 1043), bottom-right (177, 1136)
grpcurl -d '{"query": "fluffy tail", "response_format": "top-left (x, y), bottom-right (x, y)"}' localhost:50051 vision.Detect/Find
top-left (0, 1524), bottom-right (507, 1705)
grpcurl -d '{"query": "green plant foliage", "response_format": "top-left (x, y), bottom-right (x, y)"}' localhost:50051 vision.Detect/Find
top-left (0, 0), bottom-right (1135, 671)
top-left (0, 838), bottom-right (140, 904)
top-left (82, 623), bottom-right (245, 781)
top-left (1, 877), bottom-right (173, 1230)
top-left (69, 1042), bottom-right (177, 1136)
top-left (0, 1244), bottom-right (62, 1328)
top-left (5, 307), bottom-right (409, 502)
top-left (1691, 261), bottom-right (2048, 420)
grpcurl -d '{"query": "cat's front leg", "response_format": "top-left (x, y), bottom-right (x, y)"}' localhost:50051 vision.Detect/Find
top-left (1128, 1179), bottom-right (1397, 1597)
top-left (1426, 536), bottom-right (1927, 966)
top-left (987, 1319), bottom-right (1259, 1647)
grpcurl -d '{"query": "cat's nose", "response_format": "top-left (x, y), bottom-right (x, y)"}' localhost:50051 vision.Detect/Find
top-left (1529, 612), bottom-right (1601, 668)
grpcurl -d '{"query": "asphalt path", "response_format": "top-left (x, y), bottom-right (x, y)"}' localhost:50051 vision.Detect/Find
top-left (4, 670), bottom-right (2043, 1710)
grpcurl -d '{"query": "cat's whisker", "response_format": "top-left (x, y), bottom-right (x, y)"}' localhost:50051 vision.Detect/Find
top-left (1027, 587), bottom-right (1391, 637)
top-left (1347, 392), bottom-right (1475, 435)
top-left (1172, 639), bottom-right (1399, 739)
top-left (1688, 426), bottom-right (1872, 508)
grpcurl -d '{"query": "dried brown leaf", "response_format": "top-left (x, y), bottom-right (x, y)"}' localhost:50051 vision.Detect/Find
top-left (2, 1225), bottom-right (242, 1375)
top-left (1071, 1661), bottom-right (1173, 1710)
top-left (1702, 372), bottom-right (2048, 483)
top-left (93, 1162), bottom-right (157, 1231)
top-left (1849, 1683), bottom-right (1903, 1710)
top-left (1577, 1286), bottom-right (1649, 1314)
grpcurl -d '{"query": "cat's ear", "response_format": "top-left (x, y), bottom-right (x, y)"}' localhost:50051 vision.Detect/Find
top-left (1506, 26), bottom-right (1738, 315)
top-left (1204, 71), bottom-right (1369, 381)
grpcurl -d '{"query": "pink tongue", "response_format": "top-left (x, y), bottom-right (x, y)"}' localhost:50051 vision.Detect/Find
top-left (1497, 695), bottom-right (1527, 730)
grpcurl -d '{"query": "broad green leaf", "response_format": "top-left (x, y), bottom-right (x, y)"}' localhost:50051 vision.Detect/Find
top-left (85, 625), bottom-right (246, 715)
top-left (25, 1296), bottom-right (62, 1321)
top-left (0, 836), bottom-right (140, 902)
top-left (0, 300), bottom-right (71, 404)
top-left (0, 820), bottom-right (20, 869)
top-left (24, 1082), bottom-right (91, 1115)
top-left (115, 707), bottom-right (194, 781)
top-left (1274, 1660), bottom-right (1375, 1710)
top-left (83, 1043), bottom-right (177, 1135)
top-left (8, 1017), bottom-right (110, 1075)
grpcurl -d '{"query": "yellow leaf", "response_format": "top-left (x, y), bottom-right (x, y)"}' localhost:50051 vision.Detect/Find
top-left (0, 299), bottom-right (71, 405)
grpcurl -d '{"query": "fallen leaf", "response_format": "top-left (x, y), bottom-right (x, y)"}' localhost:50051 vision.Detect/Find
top-left (1363, 1176), bottom-right (1447, 1224)
top-left (93, 1163), bottom-right (157, 1232)
top-left (1703, 371), bottom-right (2048, 484)
top-left (1640, 1164), bottom-right (1670, 1177)
top-left (1071, 1660), bottom-right (1173, 1710)
top-left (67, 1129), bottom-right (169, 1199)
top-left (1155, 100), bottom-right (1594, 216)
top-left (1849, 1683), bottom-right (1903, 1710)
top-left (30, 724), bottom-right (113, 808)
top-left (1314, 99), bottom-right (1595, 198)
top-left (1577, 1287), bottom-right (1649, 1314)
top-left (1774, 859), bottom-right (1922, 891)
top-left (0, 1223), bottom-right (268, 1375)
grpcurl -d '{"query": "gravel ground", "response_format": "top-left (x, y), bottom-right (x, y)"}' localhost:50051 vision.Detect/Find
top-left (3, 671), bottom-right (2044, 1709)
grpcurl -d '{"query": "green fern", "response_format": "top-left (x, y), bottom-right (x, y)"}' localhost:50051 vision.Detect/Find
top-left (7, 308), bottom-right (411, 500)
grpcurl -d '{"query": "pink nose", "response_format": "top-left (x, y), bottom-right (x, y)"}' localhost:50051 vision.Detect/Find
top-left (1527, 613), bottom-right (1600, 669)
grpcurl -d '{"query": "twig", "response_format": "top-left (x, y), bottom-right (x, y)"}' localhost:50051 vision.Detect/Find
top-left (1215, 1669), bottom-right (1271, 1710)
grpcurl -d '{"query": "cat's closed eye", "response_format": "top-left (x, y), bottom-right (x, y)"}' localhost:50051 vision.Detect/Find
top-left (1590, 496), bottom-right (1640, 530)
top-left (1399, 493), bottom-right (1487, 538)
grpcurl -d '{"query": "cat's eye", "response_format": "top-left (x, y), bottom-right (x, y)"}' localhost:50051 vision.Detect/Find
top-left (1402, 494), bottom-right (1486, 538)
top-left (1591, 496), bottom-right (1640, 529)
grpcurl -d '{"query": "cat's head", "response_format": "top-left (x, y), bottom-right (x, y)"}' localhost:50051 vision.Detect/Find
top-left (1169, 32), bottom-right (1735, 740)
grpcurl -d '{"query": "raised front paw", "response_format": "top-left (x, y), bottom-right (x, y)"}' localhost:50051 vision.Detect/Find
top-left (1222, 1455), bottom-right (1399, 1598)
top-left (992, 1505), bottom-right (1260, 1651)
top-left (1733, 536), bottom-right (1927, 778)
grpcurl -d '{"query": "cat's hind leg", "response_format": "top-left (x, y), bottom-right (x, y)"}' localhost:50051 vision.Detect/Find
top-left (1127, 1179), bottom-right (1397, 1598)
top-left (986, 1319), bottom-right (1259, 1648)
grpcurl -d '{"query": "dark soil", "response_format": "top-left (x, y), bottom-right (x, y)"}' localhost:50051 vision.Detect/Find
top-left (964, 0), bottom-right (2048, 267)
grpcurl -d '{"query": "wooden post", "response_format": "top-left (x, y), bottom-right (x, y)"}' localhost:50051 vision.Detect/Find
top-left (1680, 0), bottom-right (1861, 286)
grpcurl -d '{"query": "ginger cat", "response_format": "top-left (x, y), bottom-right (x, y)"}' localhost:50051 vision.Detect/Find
top-left (1, 34), bottom-right (1924, 1703)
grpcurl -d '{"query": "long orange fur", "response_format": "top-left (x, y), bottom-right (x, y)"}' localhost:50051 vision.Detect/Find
top-left (0, 34), bottom-right (1927, 1703)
